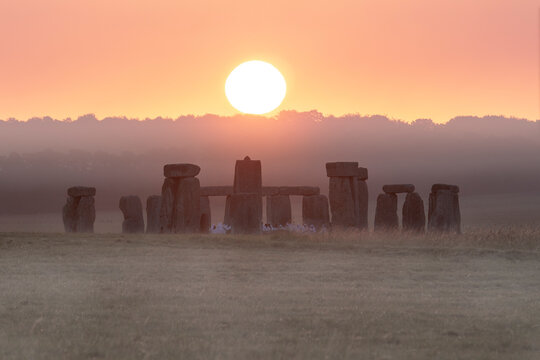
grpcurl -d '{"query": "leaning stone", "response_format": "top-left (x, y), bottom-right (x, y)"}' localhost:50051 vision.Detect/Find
top-left (326, 162), bottom-right (359, 177)
top-left (432, 184), bottom-right (460, 193)
top-left (329, 177), bottom-right (356, 228)
top-left (266, 195), bottom-right (292, 226)
top-left (173, 177), bottom-right (201, 233)
top-left (302, 195), bottom-right (330, 229)
top-left (428, 189), bottom-right (461, 233)
top-left (374, 193), bottom-right (398, 231)
top-left (402, 192), bottom-right (425, 232)
top-left (355, 167), bottom-right (369, 180)
top-left (163, 163), bottom-right (201, 178)
top-left (357, 179), bottom-right (368, 230)
top-left (62, 196), bottom-right (78, 232)
top-left (159, 177), bottom-right (178, 233)
top-left (146, 195), bottom-right (162, 234)
top-left (200, 186), bottom-right (233, 197)
top-left (119, 196), bottom-right (145, 234)
top-left (278, 186), bottom-right (320, 196)
top-left (75, 196), bottom-right (95, 233)
top-left (67, 186), bottom-right (96, 198)
top-left (229, 193), bottom-right (262, 234)
top-left (383, 184), bottom-right (415, 194)
top-left (199, 196), bottom-right (211, 233)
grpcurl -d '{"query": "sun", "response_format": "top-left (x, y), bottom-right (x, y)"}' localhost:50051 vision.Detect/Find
top-left (225, 60), bottom-right (286, 115)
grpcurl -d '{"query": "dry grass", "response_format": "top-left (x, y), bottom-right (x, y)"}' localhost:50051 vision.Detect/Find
top-left (0, 229), bottom-right (539, 359)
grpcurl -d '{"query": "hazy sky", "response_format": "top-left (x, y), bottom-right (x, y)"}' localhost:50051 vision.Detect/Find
top-left (0, 0), bottom-right (538, 122)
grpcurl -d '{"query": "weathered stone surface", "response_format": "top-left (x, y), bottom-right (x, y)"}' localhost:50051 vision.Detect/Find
top-left (277, 186), bottom-right (320, 196)
top-left (233, 157), bottom-right (262, 194)
top-left (302, 195), bottom-right (330, 229)
top-left (119, 196), bottom-right (144, 234)
top-left (159, 177), bottom-right (178, 233)
top-left (432, 184), bottom-right (460, 193)
top-left (146, 195), bottom-right (162, 233)
top-left (62, 196), bottom-right (78, 232)
top-left (326, 162), bottom-right (359, 177)
top-left (383, 184), bottom-right (415, 194)
top-left (67, 186), bottom-right (96, 198)
top-left (328, 177), bottom-right (356, 227)
top-left (224, 195), bottom-right (232, 226)
top-left (355, 167), bottom-right (369, 180)
top-left (261, 187), bottom-right (280, 196)
top-left (199, 196), bottom-right (211, 233)
top-left (75, 196), bottom-right (95, 233)
top-left (374, 193), bottom-right (398, 231)
top-left (163, 163), bottom-right (200, 178)
top-left (428, 189), bottom-right (461, 233)
top-left (357, 179), bottom-right (368, 230)
top-left (266, 195), bottom-right (292, 226)
top-left (173, 177), bottom-right (201, 233)
top-left (200, 186), bottom-right (233, 197)
top-left (402, 192), bottom-right (425, 232)
top-left (229, 193), bottom-right (262, 234)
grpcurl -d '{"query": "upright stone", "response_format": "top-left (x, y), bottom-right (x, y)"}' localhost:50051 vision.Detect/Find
top-left (119, 196), bottom-right (145, 234)
top-left (76, 196), bottom-right (95, 233)
top-left (357, 179), bottom-right (369, 230)
top-left (62, 186), bottom-right (96, 233)
top-left (266, 195), bottom-right (292, 227)
top-left (159, 177), bottom-right (177, 233)
top-left (402, 192), bottom-right (425, 232)
top-left (224, 195), bottom-right (232, 226)
top-left (230, 156), bottom-right (262, 232)
top-left (428, 185), bottom-right (461, 233)
top-left (62, 197), bottom-right (78, 232)
top-left (173, 177), bottom-right (201, 233)
top-left (302, 195), bottom-right (330, 229)
top-left (374, 193), bottom-right (398, 231)
top-left (146, 195), bottom-right (162, 234)
top-left (199, 196), bottom-right (211, 233)
top-left (328, 177), bottom-right (356, 228)
top-left (229, 193), bottom-right (262, 234)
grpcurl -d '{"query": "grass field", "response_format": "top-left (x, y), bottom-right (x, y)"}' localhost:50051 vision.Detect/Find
top-left (1, 229), bottom-right (539, 359)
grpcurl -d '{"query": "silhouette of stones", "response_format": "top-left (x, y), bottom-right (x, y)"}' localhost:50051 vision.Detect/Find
top-left (146, 195), bottom-right (162, 233)
top-left (374, 193), bottom-right (398, 230)
top-left (302, 195), bottom-right (330, 229)
top-left (159, 164), bottom-right (201, 233)
top-left (402, 192), bottom-right (425, 232)
top-left (266, 195), bottom-right (292, 226)
top-left (199, 196), bottom-right (211, 233)
top-left (200, 186), bottom-right (233, 197)
top-left (428, 185), bottom-right (461, 233)
top-left (229, 193), bottom-right (262, 234)
top-left (357, 179), bottom-right (369, 230)
top-left (355, 167), bottom-right (369, 180)
top-left (276, 186), bottom-right (320, 196)
top-left (163, 164), bottom-right (201, 178)
top-left (119, 196), bottom-right (144, 234)
top-left (224, 195), bottom-right (232, 226)
top-left (326, 162), bottom-right (359, 177)
top-left (383, 184), bottom-right (415, 194)
top-left (200, 185), bottom-right (320, 197)
top-left (62, 186), bottom-right (96, 233)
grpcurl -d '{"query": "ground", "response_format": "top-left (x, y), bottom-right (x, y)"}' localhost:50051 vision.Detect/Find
top-left (0, 230), bottom-right (539, 359)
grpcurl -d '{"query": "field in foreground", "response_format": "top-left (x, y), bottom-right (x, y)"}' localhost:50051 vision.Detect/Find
top-left (0, 230), bottom-right (539, 360)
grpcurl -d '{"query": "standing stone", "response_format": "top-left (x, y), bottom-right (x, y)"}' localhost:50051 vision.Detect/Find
top-left (62, 186), bottom-right (96, 233)
top-left (402, 192), bottom-right (425, 232)
top-left (328, 177), bottom-right (356, 228)
top-left (266, 195), bottom-right (292, 227)
top-left (173, 177), bottom-right (201, 233)
top-left (302, 195), bottom-right (330, 229)
top-left (357, 179), bottom-right (369, 230)
top-left (146, 195), bottom-right (162, 234)
top-left (119, 196), bottom-right (145, 234)
top-left (76, 196), bottom-right (95, 233)
top-left (229, 193), bottom-right (262, 234)
top-left (374, 193), bottom-right (398, 231)
top-left (159, 177), bottom-right (177, 233)
top-left (233, 156), bottom-right (262, 194)
top-left (199, 196), bottom-right (211, 233)
top-left (62, 196), bottom-right (78, 233)
top-left (224, 195), bottom-right (232, 226)
top-left (428, 186), bottom-right (461, 233)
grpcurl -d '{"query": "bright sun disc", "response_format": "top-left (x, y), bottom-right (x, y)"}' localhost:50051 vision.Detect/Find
top-left (225, 60), bottom-right (286, 115)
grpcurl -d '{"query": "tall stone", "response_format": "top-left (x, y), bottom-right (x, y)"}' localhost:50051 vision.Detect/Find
top-left (428, 185), bottom-right (461, 233)
top-left (328, 176), bottom-right (356, 228)
top-left (230, 156), bottom-right (262, 233)
top-left (402, 192), bottom-right (425, 232)
top-left (173, 177), bottom-right (201, 233)
top-left (224, 195), bottom-right (232, 226)
top-left (62, 196), bottom-right (78, 233)
top-left (76, 196), bottom-right (95, 233)
top-left (374, 193), bottom-right (398, 231)
top-left (119, 196), bottom-right (145, 234)
top-left (266, 195), bottom-right (292, 227)
top-left (159, 177), bottom-right (177, 233)
top-left (357, 179), bottom-right (369, 230)
top-left (229, 193), bottom-right (262, 234)
top-left (302, 195), bottom-right (330, 229)
top-left (146, 195), bottom-right (162, 234)
top-left (199, 196), bottom-right (211, 233)
top-left (62, 186), bottom-right (96, 233)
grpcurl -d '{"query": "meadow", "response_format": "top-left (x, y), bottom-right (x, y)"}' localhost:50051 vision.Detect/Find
top-left (1, 229), bottom-right (539, 359)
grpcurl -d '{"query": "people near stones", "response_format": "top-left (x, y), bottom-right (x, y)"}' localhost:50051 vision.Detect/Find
top-left (266, 194), bottom-right (292, 227)
top-left (302, 194), bottom-right (330, 229)
top-left (62, 186), bottom-right (96, 233)
top-left (428, 184), bottom-right (461, 233)
top-left (146, 195), bottom-right (162, 233)
top-left (159, 163), bottom-right (201, 233)
top-left (119, 196), bottom-right (145, 234)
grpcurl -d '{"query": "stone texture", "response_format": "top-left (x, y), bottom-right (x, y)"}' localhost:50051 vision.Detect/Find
top-left (119, 195), bottom-right (145, 234)
top-left (200, 186), bottom-right (233, 197)
top-left (146, 195), bottom-right (162, 233)
top-left (173, 177), bottom-right (201, 233)
top-left (402, 192), bottom-right (425, 232)
top-left (224, 195), bottom-right (232, 226)
top-left (357, 179), bottom-right (369, 230)
top-left (159, 177), bottom-right (177, 233)
top-left (199, 196), bottom-right (211, 233)
top-left (163, 163), bottom-right (201, 178)
top-left (229, 193), bottom-right (262, 234)
top-left (261, 187), bottom-right (280, 196)
top-left (277, 186), bottom-right (320, 196)
top-left (355, 167), bottom-right (369, 180)
top-left (266, 195), bottom-right (292, 226)
top-left (233, 157), bottom-right (262, 194)
top-left (75, 196), bottom-right (95, 233)
top-left (326, 162), bottom-right (359, 177)
top-left (62, 196), bottom-right (78, 232)
top-left (328, 177), bottom-right (356, 227)
top-left (428, 189), bottom-right (461, 233)
top-left (383, 184), bottom-right (415, 194)
top-left (67, 186), bottom-right (96, 198)
top-left (432, 184), bottom-right (460, 193)
top-left (374, 193), bottom-right (398, 231)
top-left (302, 195), bottom-right (330, 229)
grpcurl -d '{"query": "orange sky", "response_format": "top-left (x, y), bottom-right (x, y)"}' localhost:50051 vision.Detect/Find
top-left (0, 0), bottom-right (538, 122)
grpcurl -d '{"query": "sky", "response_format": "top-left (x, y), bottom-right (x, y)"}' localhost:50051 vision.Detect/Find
top-left (0, 0), bottom-right (538, 123)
